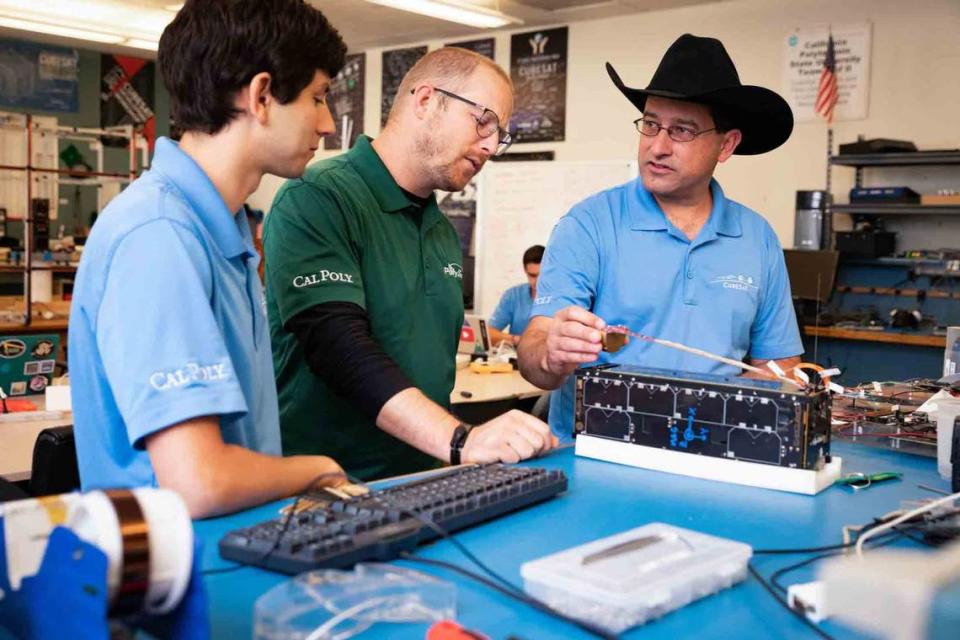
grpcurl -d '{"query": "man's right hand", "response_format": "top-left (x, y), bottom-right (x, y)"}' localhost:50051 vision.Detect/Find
top-left (540, 306), bottom-right (606, 377)
top-left (461, 409), bottom-right (557, 464)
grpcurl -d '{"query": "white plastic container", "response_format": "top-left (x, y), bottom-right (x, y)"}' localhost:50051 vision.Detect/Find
top-left (944, 326), bottom-right (960, 378)
top-left (29, 270), bottom-right (52, 303)
top-left (520, 522), bottom-right (752, 634)
top-left (934, 397), bottom-right (960, 482)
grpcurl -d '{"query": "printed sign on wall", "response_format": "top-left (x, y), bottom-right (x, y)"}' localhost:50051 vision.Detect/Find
top-left (510, 26), bottom-right (567, 143)
top-left (784, 24), bottom-right (872, 122)
top-left (381, 46), bottom-right (427, 127)
top-left (437, 176), bottom-right (478, 308)
top-left (101, 54), bottom-right (156, 149)
top-left (325, 53), bottom-right (365, 152)
top-left (445, 38), bottom-right (495, 60)
top-left (0, 38), bottom-right (78, 112)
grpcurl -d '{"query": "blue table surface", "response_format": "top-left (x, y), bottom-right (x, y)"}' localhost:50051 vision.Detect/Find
top-left (195, 442), bottom-right (950, 639)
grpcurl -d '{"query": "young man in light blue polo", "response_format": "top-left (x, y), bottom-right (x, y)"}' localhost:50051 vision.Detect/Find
top-left (488, 245), bottom-right (544, 347)
top-left (518, 34), bottom-right (803, 442)
top-left (68, 0), bottom-right (348, 517)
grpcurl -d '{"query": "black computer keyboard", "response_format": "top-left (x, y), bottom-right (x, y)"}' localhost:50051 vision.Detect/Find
top-left (219, 464), bottom-right (568, 574)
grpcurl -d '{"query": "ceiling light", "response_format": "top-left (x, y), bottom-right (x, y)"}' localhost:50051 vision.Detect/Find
top-left (123, 38), bottom-right (159, 51)
top-left (366, 0), bottom-right (523, 29)
top-left (0, 1), bottom-right (172, 50)
top-left (0, 16), bottom-right (125, 44)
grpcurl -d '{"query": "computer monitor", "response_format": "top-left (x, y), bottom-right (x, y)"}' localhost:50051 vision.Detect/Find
top-left (457, 314), bottom-right (490, 355)
top-left (783, 249), bottom-right (839, 303)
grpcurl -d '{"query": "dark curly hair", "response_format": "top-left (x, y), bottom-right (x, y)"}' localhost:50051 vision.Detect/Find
top-left (159, 0), bottom-right (347, 135)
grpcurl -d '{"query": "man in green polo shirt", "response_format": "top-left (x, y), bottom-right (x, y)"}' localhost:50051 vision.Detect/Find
top-left (264, 47), bottom-right (556, 480)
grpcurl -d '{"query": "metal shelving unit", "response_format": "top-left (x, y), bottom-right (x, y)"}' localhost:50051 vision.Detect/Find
top-left (828, 148), bottom-right (960, 212)
top-left (831, 150), bottom-right (960, 168)
top-left (831, 203), bottom-right (960, 216)
top-left (0, 114), bottom-right (147, 327)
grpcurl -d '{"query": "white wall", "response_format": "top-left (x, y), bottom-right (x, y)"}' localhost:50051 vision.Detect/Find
top-left (252, 0), bottom-right (960, 245)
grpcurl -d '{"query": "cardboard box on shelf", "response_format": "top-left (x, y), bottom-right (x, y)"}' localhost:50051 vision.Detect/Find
top-left (921, 194), bottom-right (960, 205)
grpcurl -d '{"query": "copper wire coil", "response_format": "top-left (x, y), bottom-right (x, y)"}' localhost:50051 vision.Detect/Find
top-left (105, 489), bottom-right (151, 616)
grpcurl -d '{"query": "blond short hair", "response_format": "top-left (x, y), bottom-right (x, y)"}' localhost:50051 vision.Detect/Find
top-left (387, 47), bottom-right (512, 123)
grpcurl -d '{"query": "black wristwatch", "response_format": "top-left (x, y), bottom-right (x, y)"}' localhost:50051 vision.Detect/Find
top-left (449, 422), bottom-right (474, 465)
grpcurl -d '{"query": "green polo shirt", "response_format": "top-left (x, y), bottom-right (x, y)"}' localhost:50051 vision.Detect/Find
top-left (263, 135), bottom-right (464, 480)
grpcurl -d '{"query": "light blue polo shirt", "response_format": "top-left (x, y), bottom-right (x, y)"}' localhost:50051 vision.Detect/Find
top-left (69, 137), bottom-right (281, 490)
top-left (533, 177), bottom-right (802, 442)
top-left (489, 283), bottom-right (534, 335)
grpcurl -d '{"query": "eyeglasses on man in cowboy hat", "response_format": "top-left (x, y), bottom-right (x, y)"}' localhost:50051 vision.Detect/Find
top-left (606, 33), bottom-right (793, 155)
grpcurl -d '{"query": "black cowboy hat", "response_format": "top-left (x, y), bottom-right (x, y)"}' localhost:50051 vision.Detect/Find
top-left (607, 33), bottom-right (793, 155)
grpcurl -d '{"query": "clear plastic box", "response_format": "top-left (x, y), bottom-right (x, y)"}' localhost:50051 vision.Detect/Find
top-left (253, 564), bottom-right (455, 640)
top-left (521, 522), bottom-right (752, 634)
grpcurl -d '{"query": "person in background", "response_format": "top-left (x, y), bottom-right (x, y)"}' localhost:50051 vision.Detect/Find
top-left (68, 0), bottom-right (348, 518)
top-left (488, 244), bottom-right (544, 347)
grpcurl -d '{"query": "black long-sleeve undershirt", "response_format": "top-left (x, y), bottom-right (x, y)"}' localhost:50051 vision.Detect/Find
top-left (285, 301), bottom-right (414, 419)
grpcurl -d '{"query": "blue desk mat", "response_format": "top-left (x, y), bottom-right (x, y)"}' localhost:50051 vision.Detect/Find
top-left (194, 441), bottom-right (948, 639)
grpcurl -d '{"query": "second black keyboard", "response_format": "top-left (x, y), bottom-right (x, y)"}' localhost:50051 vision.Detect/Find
top-left (219, 464), bottom-right (568, 574)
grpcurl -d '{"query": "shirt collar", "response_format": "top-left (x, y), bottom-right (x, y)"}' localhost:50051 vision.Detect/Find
top-left (707, 179), bottom-right (742, 238)
top-left (348, 135), bottom-right (431, 214)
top-left (150, 137), bottom-right (254, 259)
top-left (628, 177), bottom-right (742, 238)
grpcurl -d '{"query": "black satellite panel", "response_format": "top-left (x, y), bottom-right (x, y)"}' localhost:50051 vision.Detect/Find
top-left (574, 365), bottom-right (831, 470)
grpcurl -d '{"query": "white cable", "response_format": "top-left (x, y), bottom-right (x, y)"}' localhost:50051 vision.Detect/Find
top-left (766, 360), bottom-right (786, 377)
top-left (855, 491), bottom-right (960, 557)
top-left (651, 337), bottom-right (805, 389)
top-left (304, 596), bottom-right (386, 640)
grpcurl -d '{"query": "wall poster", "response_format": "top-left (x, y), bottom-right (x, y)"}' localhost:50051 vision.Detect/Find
top-left (445, 38), bottom-right (494, 60)
top-left (381, 46), bottom-right (427, 127)
top-left (325, 52), bottom-right (365, 151)
top-left (100, 54), bottom-right (156, 149)
top-left (0, 38), bottom-right (78, 112)
top-left (784, 24), bottom-right (872, 122)
top-left (510, 26), bottom-right (567, 143)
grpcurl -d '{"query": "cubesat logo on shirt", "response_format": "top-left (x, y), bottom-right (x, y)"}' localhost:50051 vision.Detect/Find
top-left (292, 269), bottom-right (355, 288)
top-left (443, 263), bottom-right (463, 279)
top-left (711, 274), bottom-right (758, 293)
top-left (149, 361), bottom-right (230, 391)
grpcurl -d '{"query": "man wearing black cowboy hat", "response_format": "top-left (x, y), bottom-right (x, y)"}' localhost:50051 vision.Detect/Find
top-left (518, 34), bottom-right (803, 442)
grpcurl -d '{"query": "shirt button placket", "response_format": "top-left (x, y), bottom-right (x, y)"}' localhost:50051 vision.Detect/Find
top-left (683, 252), bottom-right (695, 305)
top-left (422, 236), bottom-right (433, 296)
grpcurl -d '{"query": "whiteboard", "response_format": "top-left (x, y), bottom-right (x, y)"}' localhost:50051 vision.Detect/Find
top-left (474, 161), bottom-right (636, 315)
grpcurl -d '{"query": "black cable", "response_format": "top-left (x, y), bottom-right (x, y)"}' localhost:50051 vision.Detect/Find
top-left (768, 529), bottom-right (901, 595)
top-left (400, 554), bottom-right (619, 640)
top-left (753, 542), bottom-right (853, 555)
top-left (753, 510), bottom-right (911, 556)
top-left (203, 467), bottom-right (583, 639)
top-left (747, 562), bottom-right (837, 640)
top-left (754, 504), bottom-right (960, 559)
top-left (769, 549), bottom-right (841, 595)
top-left (201, 469), bottom-right (347, 577)
top-left (762, 518), bottom-right (948, 612)
top-left (348, 472), bottom-right (624, 640)
top-left (352, 472), bottom-right (527, 598)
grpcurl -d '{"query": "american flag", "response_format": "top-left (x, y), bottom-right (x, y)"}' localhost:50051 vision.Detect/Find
top-left (815, 33), bottom-right (839, 123)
